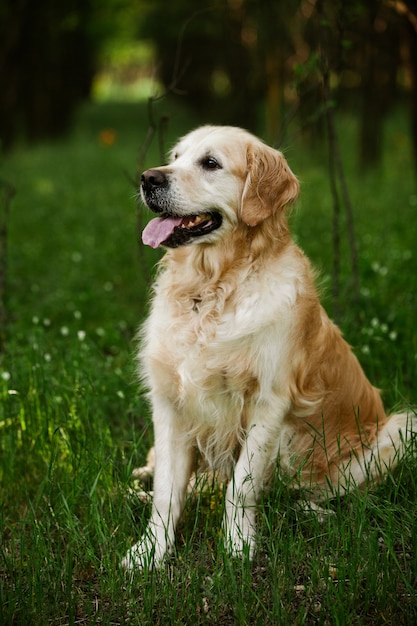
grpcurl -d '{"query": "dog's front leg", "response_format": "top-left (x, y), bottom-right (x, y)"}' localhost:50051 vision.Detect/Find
top-left (223, 399), bottom-right (289, 559)
top-left (122, 396), bottom-right (194, 570)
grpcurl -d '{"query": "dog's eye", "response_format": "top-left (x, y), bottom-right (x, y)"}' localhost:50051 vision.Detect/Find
top-left (200, 156), bottom-right (221, 170)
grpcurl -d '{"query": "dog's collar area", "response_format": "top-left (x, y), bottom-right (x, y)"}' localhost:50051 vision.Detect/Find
top-left (142, 211), bottom-right (222, 248)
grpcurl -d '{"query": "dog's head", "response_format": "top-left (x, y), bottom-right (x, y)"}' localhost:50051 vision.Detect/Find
top-left (141, 126), bottom-right (300, 249)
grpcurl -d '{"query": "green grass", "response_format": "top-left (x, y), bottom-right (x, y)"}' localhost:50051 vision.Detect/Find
top-left (1, 100), bottom-right (416, 625)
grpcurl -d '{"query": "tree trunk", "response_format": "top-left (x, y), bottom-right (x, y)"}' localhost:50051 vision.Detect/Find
top-left (359, 1), bottom-right (401, 169)
top-left (0, 0), bottom-right (96, 151)
top-left (406, 20), bottom-right (417, 177)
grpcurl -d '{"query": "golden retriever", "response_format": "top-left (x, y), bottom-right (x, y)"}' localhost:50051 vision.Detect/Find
top-left (122, 125), bottom-right (415, 570)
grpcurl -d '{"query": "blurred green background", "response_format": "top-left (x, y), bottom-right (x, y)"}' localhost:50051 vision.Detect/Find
top-left (1, 2), bottom-right (417, 624)
top-left (2, 0), bottom-right (417, 166)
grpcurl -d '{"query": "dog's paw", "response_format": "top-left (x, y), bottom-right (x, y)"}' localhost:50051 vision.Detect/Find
top-left (223, 505), bottom-right (256, 560)
top-left (121, 537), bottom-right (168, 571)
top-left (131, 465), bottom-right (154, 483)
top-left (131, 447), bottom-right (156, 483)
top-left (121, 543), bottom-right (154, 571)
top-left (223, 523), bottom-right (256, 560)
top-left (298, 500), bottom-right (336, 523)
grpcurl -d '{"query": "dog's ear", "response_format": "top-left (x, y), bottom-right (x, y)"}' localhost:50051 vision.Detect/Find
top-left (240, 144), bottom-right (300, 227)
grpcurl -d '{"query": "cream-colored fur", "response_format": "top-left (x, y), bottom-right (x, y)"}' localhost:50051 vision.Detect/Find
top-left (122, 125), bottom-right (415, 570)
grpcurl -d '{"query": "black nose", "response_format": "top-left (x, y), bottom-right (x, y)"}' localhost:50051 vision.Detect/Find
top-left (141, 169), bottom-right (168, 192)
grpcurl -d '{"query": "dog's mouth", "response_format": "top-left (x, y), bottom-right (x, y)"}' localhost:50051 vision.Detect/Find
top-left (142, 212), bottom-right (223, 248)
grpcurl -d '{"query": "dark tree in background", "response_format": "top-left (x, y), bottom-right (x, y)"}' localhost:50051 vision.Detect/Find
top-left (401, 0), bottom-right (417, 176)
top-left (138, 0), bottom-right (301, 136)
top-left (0, 0), bottom-right (97, 151)
top-left (357, 0), bottom-right (403, 168)
top-left (297, 0), bottom-right (408, 166)
top-left (139, 0), bottom-right (261, 131)
top-left (141, 0), bottom-right (417, 170)
top-left (1, 0), bottom-right (417, 173)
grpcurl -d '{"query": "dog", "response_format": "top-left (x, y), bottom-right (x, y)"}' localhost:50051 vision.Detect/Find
top-left (122, 125), bottom-right (415, 570)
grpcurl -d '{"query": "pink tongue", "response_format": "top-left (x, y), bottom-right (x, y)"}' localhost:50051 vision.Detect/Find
top-left (142, 216), bottom-right (183, 248)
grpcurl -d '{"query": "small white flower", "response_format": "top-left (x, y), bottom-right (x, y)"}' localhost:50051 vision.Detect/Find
top-left (117, 390), bottom-right (125, 399)
top-left (361, 345), bottom-right (370, 355)
top-left (77, 330), bottom-right (86, 341)
top-left (389, 331), bottom-right (397, 341)
top-left (60, 326), bottom-right (69, 336)
top-left (32, 316), bottom-right (39, 325)
top-left (43, 318), bottom-right (51, 327)
top-left (1, 371), bottom-right (11, 381)
top-left (74, 310), bottom-right (82, 320)
top-left (44, 353), bottom-right (51, 362)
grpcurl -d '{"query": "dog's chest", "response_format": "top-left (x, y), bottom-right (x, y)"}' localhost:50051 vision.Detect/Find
top-left (162, 295), bottom-right (245, 373)
top-left (146, 288), bottom-right (258, 405)
top-left (144, 270), bottom-right (297, 416)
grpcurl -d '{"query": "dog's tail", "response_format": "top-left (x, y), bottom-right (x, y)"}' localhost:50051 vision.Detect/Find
top-left (339, 410), bottom-right (417, 492)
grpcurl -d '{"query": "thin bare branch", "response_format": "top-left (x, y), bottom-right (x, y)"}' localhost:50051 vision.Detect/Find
top-left (132, 9), bottom-right (213, 285)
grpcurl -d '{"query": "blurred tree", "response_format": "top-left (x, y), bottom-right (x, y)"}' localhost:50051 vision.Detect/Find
top-left (0, 0), bottom-right (142, 151)
top-left (138, 0), bottom-right (305, 139)
top-left (0, 0), bottom-right (98, 149)
top-left (291, 0), bottom-right (416, 170)
top-left (331, 0), bottom-right (416, 171)
top-left (249, 0), bottom-right (300, 143)
top-left (142, 0), bottom-right (414, 168)
top-left (2, 0), bottom-right (415, 171)
top-left (408, 22), bottom-right (417, 177)
top-left (138, 0), bottom-right (262, 131)
top-left (0, 0), bottom-right (96, 150)
top-left (357, 0), bottom-right (402, 168)
top-left (396, 0), bottom-right (417, 176)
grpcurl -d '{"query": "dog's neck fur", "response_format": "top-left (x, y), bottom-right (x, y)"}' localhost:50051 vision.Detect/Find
top-left (163, 214), bottom-right (291, 286)
top-left (154, 217), bottom-right (293, 332)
